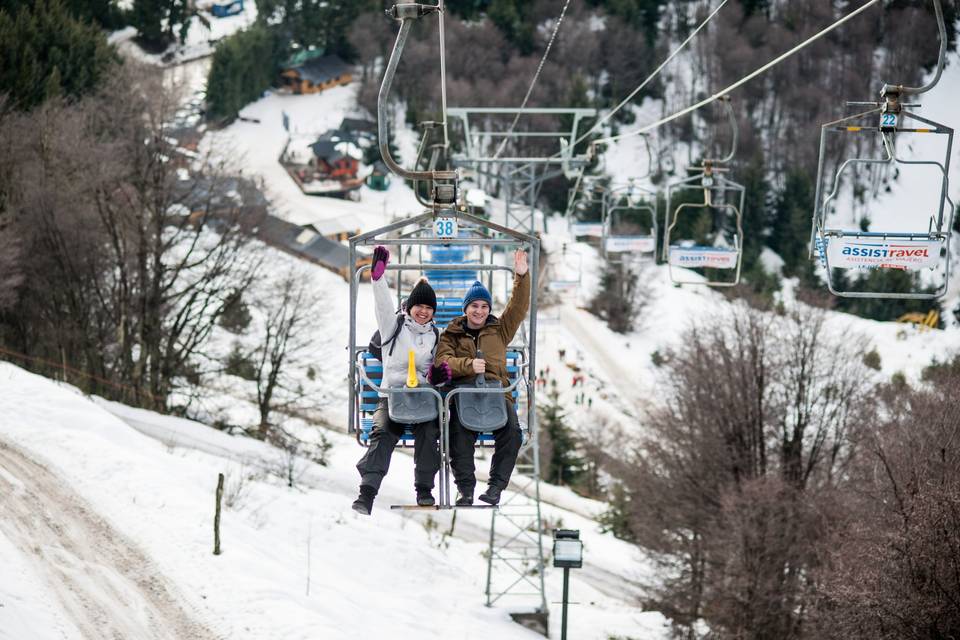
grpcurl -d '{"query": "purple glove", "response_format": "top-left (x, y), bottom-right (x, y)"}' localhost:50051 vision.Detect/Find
top-left (371, 245), bottom-right (389, 281)
top-left (427, 362), bottom-right (453, 386)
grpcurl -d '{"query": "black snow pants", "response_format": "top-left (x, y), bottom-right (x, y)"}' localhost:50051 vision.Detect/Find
top-left (449, 400), bottom-right (522, 495)
top-left (356, 399), bottom-right (440, 492)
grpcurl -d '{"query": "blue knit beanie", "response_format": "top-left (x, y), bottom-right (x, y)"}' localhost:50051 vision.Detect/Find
top-left (462, 280), bottom-right (492, 312)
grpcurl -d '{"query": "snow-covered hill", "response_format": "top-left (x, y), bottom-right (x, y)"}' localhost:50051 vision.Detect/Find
top-left (0, 363), bottom-right (669, 640)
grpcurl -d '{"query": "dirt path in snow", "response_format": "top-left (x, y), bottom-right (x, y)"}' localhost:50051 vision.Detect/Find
top-left (0, 438), bottom-right (219, 640)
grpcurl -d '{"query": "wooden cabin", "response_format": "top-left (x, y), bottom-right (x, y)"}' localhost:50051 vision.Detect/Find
top-left (280, 55), bottom-right (352, 95)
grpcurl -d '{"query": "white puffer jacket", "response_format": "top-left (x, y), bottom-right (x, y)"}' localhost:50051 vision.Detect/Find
top-left (373, 276), bottom-right (438, 393)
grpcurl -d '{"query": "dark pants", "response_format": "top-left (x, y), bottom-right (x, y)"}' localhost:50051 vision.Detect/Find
top-left (449, 400), bottom-right (522, 494)
top-left (356, 399), bottom-right (440, 492)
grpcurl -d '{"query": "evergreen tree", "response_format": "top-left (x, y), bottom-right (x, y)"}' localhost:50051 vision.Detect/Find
top-left (737, 158), bottom-right (771, 275)
top-left (769, 169), bottom-right (816, 278)
top-left (0, 0), bottom-right (118, 111)
top-left (488, 0), bottom-right (534, 54)
top-left (206, 23), bottom-right (283, 121)
top-left (131, 0), bottom-right (196, 51)
top-left (256, 0), bottom-right (376, 59)
top-left (3, 0), bottom-right (125, 29)
top-left (538, 388), bottom-right (583, 487)
top-left (597, 482), bottom-right (636, 542)
top-left (591, 259), bottom-right (644, 334)
top-left (833, 269), bottom-right (943, 323)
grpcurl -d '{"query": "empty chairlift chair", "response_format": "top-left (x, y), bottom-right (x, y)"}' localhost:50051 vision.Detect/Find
top-left (808, 0), bottom-right (955, 300)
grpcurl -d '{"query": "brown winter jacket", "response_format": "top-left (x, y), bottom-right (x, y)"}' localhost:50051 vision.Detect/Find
top-left (436, 272), bottom-right (531, 393)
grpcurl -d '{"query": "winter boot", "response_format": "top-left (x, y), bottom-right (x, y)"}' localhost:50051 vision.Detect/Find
top-left (416, 486), bottom-right (436, 507)
top-left (478, 485), bottom-right (503, 506)
top-left (455, 489), bottom-right (474, 506)
top-left (352, 485), bottom-right (376, 515)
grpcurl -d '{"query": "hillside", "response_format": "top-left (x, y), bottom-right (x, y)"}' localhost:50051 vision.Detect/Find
top-left (0, 362), bottom-right (670, 639)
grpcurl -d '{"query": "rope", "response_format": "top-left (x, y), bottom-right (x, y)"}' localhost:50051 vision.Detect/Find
top-left (592, 0), bottom-right (883, 147)
top-left (571, 0), bottom-right (730, 151)
top-left (491, 0), bottom-right (573, 160)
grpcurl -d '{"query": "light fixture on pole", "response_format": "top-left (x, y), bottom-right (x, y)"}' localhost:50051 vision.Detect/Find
top-left (553, 529), bottom-right (582, 640)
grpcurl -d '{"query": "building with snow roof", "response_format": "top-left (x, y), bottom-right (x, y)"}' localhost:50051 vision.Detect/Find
top-left (280, 55), bottom-right (353, 95)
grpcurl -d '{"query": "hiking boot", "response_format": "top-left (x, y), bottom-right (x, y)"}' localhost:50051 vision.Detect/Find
top-left (478, 485), bottom-right (503, 506)
top-left (351, 485), bottom-right (376, 515)
top-left (455, 491), bottom-right (474, 506)
top-left (416, 487), bottom-right (436, 507)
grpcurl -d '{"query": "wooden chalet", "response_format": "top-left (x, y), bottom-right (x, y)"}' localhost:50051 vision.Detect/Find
top-left (280, 54), bottom-right (352, 95)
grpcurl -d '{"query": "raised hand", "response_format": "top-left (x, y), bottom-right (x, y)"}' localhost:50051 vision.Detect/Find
top-left (371, 245), bottom-right (390, 281)
top-left (514, 249), bottom-right (528, 276)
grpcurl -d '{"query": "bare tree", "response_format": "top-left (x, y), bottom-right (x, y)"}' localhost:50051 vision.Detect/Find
top-left (607, 304), bottom-right (874, 638)
top-left (816, 368), bottom-right (960, 639)
top-left (250, 271), bottom-right (319, 440)
top-left (0, 63), bottom-right (261, 409)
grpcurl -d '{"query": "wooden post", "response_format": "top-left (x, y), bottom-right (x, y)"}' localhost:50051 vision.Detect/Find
top-left (214, 472), bottom-right (224, 555)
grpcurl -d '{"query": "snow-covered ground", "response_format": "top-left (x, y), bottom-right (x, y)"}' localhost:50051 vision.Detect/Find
top-left (111, 0), bottom-right (258, 67)
top-left (0, 362), bottom-right (669, 640)
top-left (203, 84), bottom-right (423, 232)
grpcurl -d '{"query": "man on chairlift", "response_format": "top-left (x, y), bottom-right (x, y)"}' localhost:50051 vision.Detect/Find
top-left (436, 250), bottom-right (531, 506)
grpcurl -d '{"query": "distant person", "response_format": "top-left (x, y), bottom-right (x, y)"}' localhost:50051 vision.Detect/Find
top-left (436, 250), bottom-right (531, 506)
top-left (352, 246), bottom-right (451, 515)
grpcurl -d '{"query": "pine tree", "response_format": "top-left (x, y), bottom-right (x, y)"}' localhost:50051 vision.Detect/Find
top-left (539, 388), bottom-right (583, 487)
top-left (131, 0), bottom-right (196, 51)
top-left (206, 23), bottom-right (283, 121)
top-left (597, 482), bottom-right (635, 542)
top-left (769, 169), bottom-right (815, 278)
top-left (0, 0), bottom-right (118, 111)
top-left (591, 260), bottom-right (642, 333)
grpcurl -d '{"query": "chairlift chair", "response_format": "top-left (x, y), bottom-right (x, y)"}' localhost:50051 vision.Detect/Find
top-left (662, 96), bottom-right (746, 286)
top-left (664, 167), bottom-right (745, 286)
top-left (601, 180), bottom-right (659, 262)
top-left (348, 209), bottom-right (540, 510)
top-left (808, 0), bottom-right (955, 300)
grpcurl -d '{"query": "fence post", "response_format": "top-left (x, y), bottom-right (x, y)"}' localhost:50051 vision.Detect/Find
top-left (214, 472), bottom-right (224, 555)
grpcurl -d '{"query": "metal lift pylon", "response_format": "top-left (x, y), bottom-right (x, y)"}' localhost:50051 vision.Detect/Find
top-left (447, 107), bottom-right (595, 234)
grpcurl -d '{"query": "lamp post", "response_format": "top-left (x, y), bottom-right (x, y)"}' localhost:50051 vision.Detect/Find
top-left (552, 529), bottom-right (583, 640)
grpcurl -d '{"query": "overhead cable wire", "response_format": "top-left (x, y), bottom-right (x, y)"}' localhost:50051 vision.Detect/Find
top-left (491, 0), bottom-right (574, 161)
top-left (559, 0), bottom-right (727, 218)
top-left (570, 0), bottom-right (730, 151)
top-left (591, 0), bottom-right (883, 148)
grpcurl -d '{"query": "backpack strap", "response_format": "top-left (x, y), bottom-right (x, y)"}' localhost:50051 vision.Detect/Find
top-left (384, 315), bottom-right (405, 358)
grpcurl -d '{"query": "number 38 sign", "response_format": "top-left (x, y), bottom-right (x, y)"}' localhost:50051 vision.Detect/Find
top-left (434, 217), bottom-right (457, 238)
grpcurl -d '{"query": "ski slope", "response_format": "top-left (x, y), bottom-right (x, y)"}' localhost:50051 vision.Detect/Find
top-left (0, 363), bottom-right (670, 640)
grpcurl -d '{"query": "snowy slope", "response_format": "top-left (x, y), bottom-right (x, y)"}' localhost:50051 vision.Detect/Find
top-left (0, 363), bottom-right (670, 640)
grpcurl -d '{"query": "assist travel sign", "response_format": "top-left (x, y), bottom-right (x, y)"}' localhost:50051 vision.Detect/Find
top-left (605, 236), bottom-right (656, 253)
top-left (826, 238), bottom-right (940, 270)
top-left (668, 246), bottom-right (739, 269)
top-left (570, 223), bottom-right (604, 237)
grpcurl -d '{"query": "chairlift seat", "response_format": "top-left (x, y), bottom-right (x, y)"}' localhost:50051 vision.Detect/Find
top-left (355, 351), bottom-right (525, 447)
top-left (385, 387), bottom-right (440, 424)
top-left (455, 378), bottom-right (508, 432)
